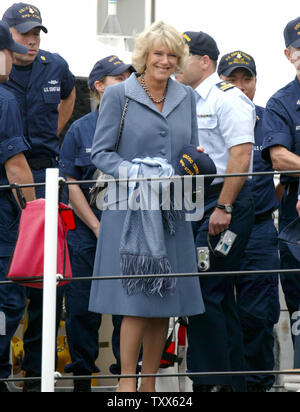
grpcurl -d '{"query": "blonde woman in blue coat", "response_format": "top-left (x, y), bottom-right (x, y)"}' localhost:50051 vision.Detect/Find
top-left (89, 22), bottom-right (205, 392)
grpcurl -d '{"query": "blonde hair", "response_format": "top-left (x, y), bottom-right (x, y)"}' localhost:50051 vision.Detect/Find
top-left (132, 21), bottom-right (189, 74)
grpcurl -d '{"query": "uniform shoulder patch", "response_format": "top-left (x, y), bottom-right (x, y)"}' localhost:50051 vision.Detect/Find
top-left (216, 82), bottom-right (235, 92)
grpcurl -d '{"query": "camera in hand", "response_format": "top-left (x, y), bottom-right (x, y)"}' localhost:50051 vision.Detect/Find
top-left (214, 230), bottom-right (237, 257)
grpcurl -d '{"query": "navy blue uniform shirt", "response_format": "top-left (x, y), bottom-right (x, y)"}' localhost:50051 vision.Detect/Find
top-left (0, 49), bottom-right (75, 160)
top-left (251, 105), bottom-right (278, 215)
top-left (60, 109), bottom-right (101, 244)
top-left (262, 77), bottom-right (300, 185)
top-left (0, 87), bottom-right (30, 255)
top-left (0, 87), bottom-right (30, 188)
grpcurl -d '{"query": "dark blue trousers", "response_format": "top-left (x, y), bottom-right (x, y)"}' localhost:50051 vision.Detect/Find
top-left (279, 189), bottom-right (300, 321)
top-left (22, 288), bottom-right (64, 375)
top-left (236, 217), bottom-right (280, 390)
top-left (0, 193), bottom-right (26, 378)
top-left (279, 188), bottom-right (300, 368)
top-left (64, 244), bottom-right (102, 375)
top-left (187, 184), bottom-right (254, 390)
top-left (0, 257), bottom-right (26, 378)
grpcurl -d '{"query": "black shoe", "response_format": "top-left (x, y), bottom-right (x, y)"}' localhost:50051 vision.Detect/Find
top-left (247, 384), bottom-right (267, 393)
top-left (0, 382), bottom-right (9, 392)
top-left (73, 379), bottom-right (92, 393)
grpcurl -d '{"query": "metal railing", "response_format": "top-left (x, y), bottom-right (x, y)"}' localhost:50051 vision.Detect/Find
top-left (0, 168), bottom-right (300, 392)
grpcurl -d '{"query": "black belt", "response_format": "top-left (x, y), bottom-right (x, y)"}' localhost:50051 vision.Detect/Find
top-left (254, 210), bottom-right (273, 224)
top-left (28, 158), bottom-right (58, 171)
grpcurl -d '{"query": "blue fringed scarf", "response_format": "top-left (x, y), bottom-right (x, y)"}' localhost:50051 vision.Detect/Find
top-left (120, 158), bottom-right (180, 298)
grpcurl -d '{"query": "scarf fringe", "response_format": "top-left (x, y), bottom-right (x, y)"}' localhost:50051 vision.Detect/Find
top-left (121, 254), bottom-right (177, 298)
top-left (162, 208), bottom-right (182, 236)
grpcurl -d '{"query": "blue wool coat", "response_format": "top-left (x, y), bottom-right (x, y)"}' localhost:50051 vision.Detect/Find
top-left (88, 73), bottom-right (205, 317)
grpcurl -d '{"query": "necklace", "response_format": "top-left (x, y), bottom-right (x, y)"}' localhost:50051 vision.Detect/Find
top-left (140, 74), bottom-right (168, 104)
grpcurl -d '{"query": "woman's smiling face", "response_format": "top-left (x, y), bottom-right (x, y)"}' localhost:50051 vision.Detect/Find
top-left (145, 43), bottom-right (178, 81)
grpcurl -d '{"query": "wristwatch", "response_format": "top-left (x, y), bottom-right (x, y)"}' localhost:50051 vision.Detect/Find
top-left (216, 203), bottom-right (234, 214)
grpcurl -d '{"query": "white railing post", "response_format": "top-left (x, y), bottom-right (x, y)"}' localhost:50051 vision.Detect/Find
top-left (41, 168), bottom-right (59, 392)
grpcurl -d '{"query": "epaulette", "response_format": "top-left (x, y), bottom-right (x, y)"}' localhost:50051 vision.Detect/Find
top-left (216, 81), bottom-right (235, 92)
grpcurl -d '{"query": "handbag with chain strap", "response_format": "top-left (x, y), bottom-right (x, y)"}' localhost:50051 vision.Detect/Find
top-left (89, 97), bottom-right (130, 209)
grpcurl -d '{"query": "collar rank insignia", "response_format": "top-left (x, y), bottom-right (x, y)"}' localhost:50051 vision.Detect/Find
top-left (216, 81), bottom-right (235, 92)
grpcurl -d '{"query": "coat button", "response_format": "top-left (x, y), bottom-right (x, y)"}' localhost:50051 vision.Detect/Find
top-left (160, 131), bottom-right (167, 137)
top-left (160, 149), bottom-right (167, 156)
top-left (8, 145), bottom-right (13, 151)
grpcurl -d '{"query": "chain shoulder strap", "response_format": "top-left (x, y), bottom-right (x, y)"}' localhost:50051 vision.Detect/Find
top-left (115, 97), bottom-right (130, 152)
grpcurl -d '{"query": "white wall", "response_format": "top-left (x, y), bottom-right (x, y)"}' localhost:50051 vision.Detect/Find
top-left (155, 0), bottom-right (299, 107)
top-left (0, 0), bottom-right (132, 77)
top-left (0, 0), bottom-right (299, 105)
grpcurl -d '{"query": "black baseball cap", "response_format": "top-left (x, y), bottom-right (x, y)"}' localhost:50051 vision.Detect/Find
top-left (172, 144), bottom-right (217, 191)
top-left (284, 17), bottom-right (300, 48)
top-left (183, 31), bottom-right (220, 61)
top-left (218, 51), bottom-right (257, 77)
top-left (2, 3), bottom-right (48, 34)
top-left (0, 20), bottom-right (28, 53)
top-left (88, 55), bottom-right (134, 90)
top-left (173, 144), bottom-right (216, 176)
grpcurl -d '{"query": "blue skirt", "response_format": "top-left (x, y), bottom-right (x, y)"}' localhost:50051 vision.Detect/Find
top-left (89, 209), bottom-right (205, 318)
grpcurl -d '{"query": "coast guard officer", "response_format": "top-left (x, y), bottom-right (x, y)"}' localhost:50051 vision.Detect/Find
top-left (180, 31), bottom-right (256, 392)
top-left (218, 51), bottom-right (280, 392)
top-left (0, 20), bottom-right (35, 392)
top-left (261, 17), bottom-right (300, 343)
top-left (0, 3), bottom-right (76, 390)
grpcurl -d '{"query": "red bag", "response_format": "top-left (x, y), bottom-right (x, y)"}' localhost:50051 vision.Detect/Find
top-left (7, 199), bottom-right (75, 289)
